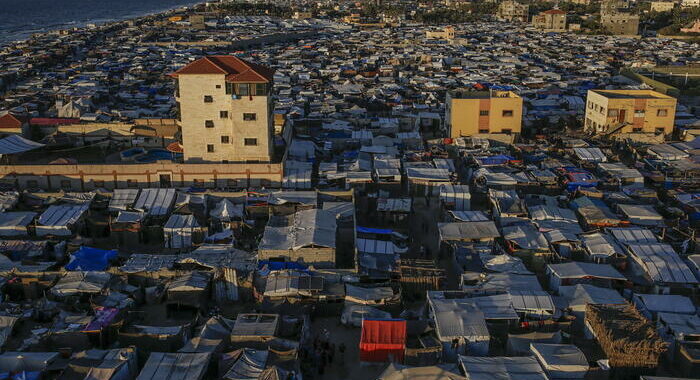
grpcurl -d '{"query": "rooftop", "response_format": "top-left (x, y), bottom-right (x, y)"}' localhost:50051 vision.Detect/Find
top-left (171, 55), bottom-right (275, 83)
top-left (449, 89), bottom-right (520, 100)
top-left (590, 89), bottom-right (673, 99)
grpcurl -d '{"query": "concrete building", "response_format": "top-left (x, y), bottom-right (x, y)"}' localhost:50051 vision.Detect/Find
top-left (426, 26), bottom-right (455, 40)
top-left (497, 1), bottom-right (530, 22)
top-left (532, 9), bottom-right (567, 32)
top-left (445, 90), bottom-right (523, 138)
top-left (601, 0), bottom-right (640, 35)
top-left (650, 1), bottom-right (676, 12)
top-left (584, 90), bottom-right (677, 136)
top-left (682, 0), bottom-right (700, 7)
top-left (172, 56), bottom-right (275, 163)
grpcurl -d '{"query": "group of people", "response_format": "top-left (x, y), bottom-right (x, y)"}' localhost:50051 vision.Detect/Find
top-left (300, 329), bottom-right (347, 378)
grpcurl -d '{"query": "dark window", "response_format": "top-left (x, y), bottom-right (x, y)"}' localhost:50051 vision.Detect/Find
top-left (225, 82), bottom-right (234, 95)
top-left (221, 136), bottom-right (230, 144)
top-left (207, 144), bottom-right (215, 153)
top-left (244, 138), bottom-right (258, 146)
top-left (215, 84), bottom-right (221, 89)
top-left (220, 111), bottom-right (228, 119)
top-left (243, 113), bottom-right (257, 121)
top-left (237, 84), bottom-right (249, 96)
top-left (127, 179), bottom-right (138, 188)
top-left (657, 109), bottom-right (668, 116)
top-left (479, 110), bottom-right (489, 116)
top-left (205, 120), bottom-right (214, 128)
top-left (204, 95), bottom-right (213, 103)
top-left (255, 83), bottom-right (267, 95)
top-left (502, 110), bottom-right (513, 117)
top-left (478, 129), bottom-right (489, 134)
top-left (60, 180), bottom-right (71, 190)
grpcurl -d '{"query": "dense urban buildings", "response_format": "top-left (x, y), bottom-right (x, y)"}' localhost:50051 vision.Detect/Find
top-left (0, 1), bottom-right (698, 380)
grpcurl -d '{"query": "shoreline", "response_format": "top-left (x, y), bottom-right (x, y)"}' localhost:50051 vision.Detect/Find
top-left (0, 0), bottom-right (207, 48)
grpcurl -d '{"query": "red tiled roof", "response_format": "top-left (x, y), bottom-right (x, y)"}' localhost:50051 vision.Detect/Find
top-left (543, 9), bottom-right (566, 14)
top-left (0, 114), bottom-right (23, 129)
top-left (171, 55), bottom-right (274, 83)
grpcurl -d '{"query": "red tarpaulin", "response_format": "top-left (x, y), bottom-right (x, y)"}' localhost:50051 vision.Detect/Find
top-left (359, 319), bottom-right (406, 363)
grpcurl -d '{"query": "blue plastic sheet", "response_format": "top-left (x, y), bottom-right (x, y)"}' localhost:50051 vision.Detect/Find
top-left (65, 246), bottom-right (117, 271)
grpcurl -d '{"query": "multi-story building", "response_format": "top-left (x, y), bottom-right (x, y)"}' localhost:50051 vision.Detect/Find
top-left (426, 26), bottom-right (456, 39)
top-left (600, 0), bottom-right (640, 35)
top-left (584, 90), bottom-right (677, 136)
top-left (497, 0), bottom-right (530, 22)
top-left (532, 9), bottom-right (567, 32)
top-left (445, 90), bottom-right (523, 138)
top-left (650, 1), bottom-right (676, 12)
top-left (172, 55), bottom-right (274, 163)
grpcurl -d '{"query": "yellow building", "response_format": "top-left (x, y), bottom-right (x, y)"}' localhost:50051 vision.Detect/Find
top-left (445, 90), bottom-right (523, 138)
top-left (584, 90), bottom-right (677, 136)
top-left (172, 56), bottom-right (275, 163)
top-left (650, 1), bottom-right (675, 12)
top-left (532, 9), bottom-right (567, 32)
top-left (426, 26), bottom-right (455, 40)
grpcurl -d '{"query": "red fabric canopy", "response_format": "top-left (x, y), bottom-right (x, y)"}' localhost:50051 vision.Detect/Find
top-left (360, 319), bottom-right (406, 363)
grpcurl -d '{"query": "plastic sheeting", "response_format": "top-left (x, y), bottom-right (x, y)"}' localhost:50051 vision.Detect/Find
top-left (0, 135), bottom-right (44, 154)
top-left (458, 356), bottom-right (548, 380)
top-left (65, 247), bottom-right (117, 271)
top-left (259, 209), bottom-right (336, 251)
top-left (627, 243), bottom-right (698, 285)
top-left (133, 188), bottom-right (176, 216)
top-left (136, 352), bottom-right (210, 380)
top-left (36, 204), bottom-right (88, 236)
top-left (530, 343), bottom-right (588, 379)
top-left (360, 319), bottom-right (406, 363)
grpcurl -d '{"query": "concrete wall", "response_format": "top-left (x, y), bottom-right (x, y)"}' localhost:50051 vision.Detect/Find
top-left (447, 93), bottom-right (522, 137)
top-left (0, 161), bottom-right (283, 191)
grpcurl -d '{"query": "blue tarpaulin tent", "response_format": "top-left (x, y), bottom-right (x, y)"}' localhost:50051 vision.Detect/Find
top-left (65, 246), bottom-right (117, 271)
top-left (478, 155), bottom-right (515, 166)
top-left (357, 226), bottom-right (393, 235)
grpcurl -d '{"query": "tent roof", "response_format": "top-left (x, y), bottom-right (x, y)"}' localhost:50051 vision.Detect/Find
top-left (547, 262), bottom-right (625, 281)
top-left (0, 135), bottom-right (44, 154)
top-left (136, 352), bottom-right (210, 380)
top-left (458, 356), bottom-right (548, 380)
top-left (438, 221), bottom-right (500, 241)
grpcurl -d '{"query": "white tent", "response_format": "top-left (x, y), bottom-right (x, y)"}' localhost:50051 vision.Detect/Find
top-left (458, 356), bottom-right (548, 380)
top-left (36, 204), bottom-right (88, 236)
top-left (530, 343), bottom-right (588, 379)
top-left (164, 214), bottom-right (205, 249)
top-left (133, 188), bottom-right (176, 217)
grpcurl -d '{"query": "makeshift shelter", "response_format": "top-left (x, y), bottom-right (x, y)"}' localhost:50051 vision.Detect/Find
top-left (360, 319), bottom-right (407, 363)
top-left (345, 284), bottom-right (396, 305)
top-left (166, 271), bottom-right (211, 310)
top-left (258, 209), bottom-right (337, 268)
top-left (36, 204), bottom-right (89, 236)
top-left (0, 352), bottom-right (58, 375)
top-left (163, 214), bottom-right (207, 249)
top-left (438, 221), bottom-right (500, 244)
top-left (508, 290), bottom-right (555, 320)
top-left (428, 297), bottom-right (490, 359)
top-left (581, 232), bottom-right (625, 264)
top-left (119, 324), bottom-right (191, 356)
top-left (439, 185), bottom-right (471, 211)
top-left (220, 348), bottom-right (268, 380)
top-left (561, 283), bottom-right (627, 332)
top-left (632, 293), bottom-right (696, 320)
top-left (546, 262), bottom-right (626, 294)
top-left (489, 189), bottom-right (527, 218)
top-left (231, 314), bottom-right (279, 343)
top-left (51, 271), bottom-right (111, 297)
top-left (65, 246), bottom-right (117, 271)
top-left (0, 135), bottom-right (45, 154)
top-left (399, 259), bottom-right (446, 298)
top-left (507, 331), bottom-right (562, 356)
top-left (341, 304), bottom-right (391, 327)
top-left (458, 356), bottom-right (548, 380)
top-left (585, 304), bottom-right (667, 377)
top-left (617, 205), bottom-right (664, 227)
top-left (210, 198), bottom-right (244, 231)
top-left (133, 188), bottom-right (176, 217)
top-left (626, 243), bottom-right (698, 290)
top-left (136, 352), bottom-right (210, 380)
top-left (109, 189), bottom-right (139, 212)
top-left (530, 343), bottom-right (589, 380)
top-left (0, 212), bottom-right (36, 236)
top-left (376, 363), bottom-right (465, 380)
top-left (262, 270), bottom-right (324, 298)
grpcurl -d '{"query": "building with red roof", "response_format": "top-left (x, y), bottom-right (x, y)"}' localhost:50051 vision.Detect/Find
top-left (172, 55), bottom-right (275, 163)
top-left (0, 113), bottom-right (26, 136)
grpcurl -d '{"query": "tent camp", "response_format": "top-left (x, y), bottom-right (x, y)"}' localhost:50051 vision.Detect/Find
top-left (360, 319), bottom-right (407, 363)
top-left (458, 356), bottom-right (548, 380)
top-left (136, 352), bottom-right (210, 380)
top-left (163, 214), bottom-right (207, 249)
top-left (166, 271), bottom-right (211, 310)
top-left (36, 204), bottom-right (89, 236)
top-left (0, 211), bottom-right (36, 236)
top-left (530, 343), bottom-right (589, 380)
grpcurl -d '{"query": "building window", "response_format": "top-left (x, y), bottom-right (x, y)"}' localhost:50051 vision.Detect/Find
top-left (478, 129), bottom-right (489, 134)
top-left (215, 84), bottom-right (221, 89)
top-left (127, 179), bottom-right (138, 188)
top-left (207, 144), bottom-right (215, 152)
top-left (26, 180), bottom-right (39, 188)
top-left (221, 135), bottom-right (230, 144)
top-left (632, 127), bottom-right (643, 132)
top-left (60, 180), bottom-right (71, 190)
top-left (657, 109), bottom-right (668, 116)
top-left (203, 95), bottom-right (213, 103)
top-left (220, 111), bottom-right (228, 119)
top-left (237, 83), bottom-right (249, 96)
top-left (243, 113), bottom-right (257, 121)
top-left (501, 129), bottom-right (512, 135)
top-left (255, 83), bottom-right (267, 95)
top-left (479, 110), bottom-right (489, 116)
top-left (205, 120), bottom-right (214, 128)
top-left (608, 109), bottom-right (619, 117)
top-left (244, 138), bottom-right (258, 146)
top-left (226, 82), bottom-right (233, 95)
top-left (502, 110), bottom-right (513, 117)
